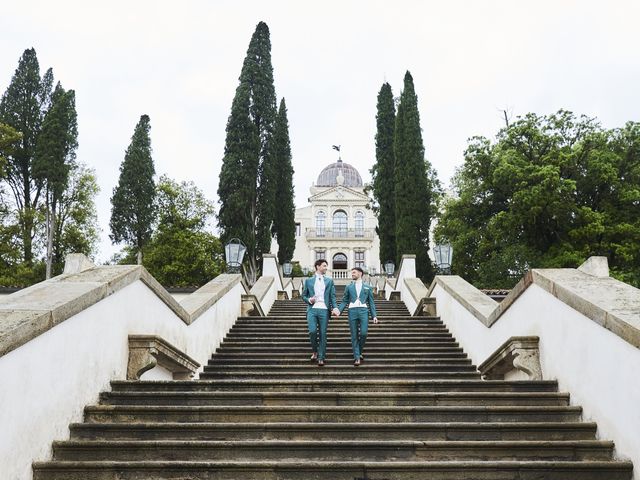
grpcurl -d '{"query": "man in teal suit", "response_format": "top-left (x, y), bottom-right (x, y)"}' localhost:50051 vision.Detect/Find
top-left (302, 259), bottom-right (339, 367)
top-left (336, 267), bottom-right (378, 366)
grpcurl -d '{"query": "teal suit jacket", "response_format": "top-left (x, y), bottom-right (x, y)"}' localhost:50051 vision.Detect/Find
top-left (338, 282), bottom-right (377, 318)
top-left (302, 276), bottom-right (337, 312)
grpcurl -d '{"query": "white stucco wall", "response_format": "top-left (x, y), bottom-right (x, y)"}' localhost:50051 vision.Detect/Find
top-left (0, 279), bottom-right (242, 480)
top-left (432, 282), bottom-right (640, 477)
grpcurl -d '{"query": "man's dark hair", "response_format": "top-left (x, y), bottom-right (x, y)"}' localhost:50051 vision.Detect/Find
top-left (314, 259), bottom-right (328, 269)
top-left (352, 267), bottom-right (364, 274)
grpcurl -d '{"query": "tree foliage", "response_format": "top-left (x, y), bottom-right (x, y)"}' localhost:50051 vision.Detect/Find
top-left (370, 82), bottom-right (397, 266)
top-left (33, 83), bottom-right (78, 278)
top-left (116, 176), bottom-right (224, 287)
top-left (218, 21), bottom-right (278, 284)
top-left (272, 98), bottom-right (296, 264)
top-left (435, 110), bottom-right (640, 288)
top-left (110, 114), bottom-right (156, 264)
top-left (394, 71), bottom-right (438, 280)
top-left (0, 48), bottom-right (54, 263)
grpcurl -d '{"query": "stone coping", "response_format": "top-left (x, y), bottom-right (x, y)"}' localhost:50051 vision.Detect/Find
top-left (0, 266), bottom-right (241, 358)
top-left (404, 277), bottom-right (429, 304)
top-left (428, 267), bottom-right (640, 350)
top-left (249, 276), bottom-right (275, 303)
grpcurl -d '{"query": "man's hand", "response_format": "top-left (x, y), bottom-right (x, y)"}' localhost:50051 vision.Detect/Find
top-left (372, 317), bottom-right (378, 324)
top-left (332, 308), bottom-right (340, 317)
top-left (309, 297), bottom-right (316, 304)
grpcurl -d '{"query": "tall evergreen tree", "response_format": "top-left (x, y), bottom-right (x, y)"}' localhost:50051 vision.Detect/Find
top-left (394, 71), bottom-right (436, 280)
top-left (33, 83), bottom-right (78, 278)
top-left (218, 21), bottom-right (278, 283)
top-left (370, 82), bottom-right (397, 267)
top-left (0, 48), bottom-right (54, 263)
top-left (110, 114), bottom-right (156, 264)
top-left (272, 98), bottom-right (296, 264)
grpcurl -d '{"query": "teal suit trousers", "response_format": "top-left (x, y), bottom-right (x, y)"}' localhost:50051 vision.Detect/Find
top-left (348, 307), bottom-right (369, 360)
top-left (307, 308), bottom-right (329, 360)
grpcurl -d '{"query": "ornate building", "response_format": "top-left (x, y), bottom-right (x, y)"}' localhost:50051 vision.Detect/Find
top-left (273, 155), bottom-right (380, 279)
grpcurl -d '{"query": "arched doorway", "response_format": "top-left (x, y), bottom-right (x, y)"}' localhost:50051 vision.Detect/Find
top-left (332, 252), bottom-right (347, 270)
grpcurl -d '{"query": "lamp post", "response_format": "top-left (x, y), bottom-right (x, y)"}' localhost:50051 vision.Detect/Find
top-left (433, 243), bottom-right (453, 275)
top-left (283, 262), bottom-right (293, 277)
top-left (384, 260), bottom-right (395, 277)
top-left (371, 267), bottom-right (377, 276)
top-left (302, 267), bottom-right (309, 276)
top-left (224, 238), bottom-right (246, 274)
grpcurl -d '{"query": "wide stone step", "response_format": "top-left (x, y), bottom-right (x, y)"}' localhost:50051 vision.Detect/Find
top-left (99, 391), bottom-right (570, 407)
top-left (208, 353), bottom-right (471, 361)
top-left (69, 421), bottom-right (599, 442)
top-left (214, 346), bottom-right (465, 354)
top-left (205, 362), bottom-right (475, 371)
top-left (225, 332), bottom-right (452, 339)
top-left (83, 405), bottom-right (582, 423)
top-left (52, 439), bottom-right (615, 462)
top-left (206, 358), bottom-right (474, 366)
top-left (32, 460), bottom-right (634, 480)
top-left (236, 317), bottom-right (437, 322)
top-left (197, 370), bottom-right (481, 380)
top-left (110, 379), bottom-right (560, 393)
top-left (219, 340), bottom-right (458, 347)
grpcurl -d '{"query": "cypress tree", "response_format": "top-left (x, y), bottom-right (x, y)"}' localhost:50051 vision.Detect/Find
top-left (33, 83), bottom-right (78, 278)
top-left (0, 48), bottom-right (54, 263)
top-left (371, 82), bottom-right (396, 267)
top-left (218, 21), bottom-right (278, 283)
top-left (272, 98), bottom-right (296, 264)
top-left (109, 114), bottom-right (156, 264)
top-left (394, 71), bottom-right (435, 280)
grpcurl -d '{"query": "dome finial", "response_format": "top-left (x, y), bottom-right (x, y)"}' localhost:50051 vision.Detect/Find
top-left (332, 144), bottom-right (342, 162)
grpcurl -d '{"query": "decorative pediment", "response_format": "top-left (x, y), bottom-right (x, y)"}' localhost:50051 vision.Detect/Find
top-left (309, 186), bottom-right (370, 203)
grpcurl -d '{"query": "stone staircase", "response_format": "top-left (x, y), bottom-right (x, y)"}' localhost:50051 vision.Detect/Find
top-left (33, 297), bottom-right (633, 479)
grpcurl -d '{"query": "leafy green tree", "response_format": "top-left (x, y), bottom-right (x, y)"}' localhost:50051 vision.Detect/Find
top-left (52, 163), bottom-right (100, 274)
top-left (110, 114), bottom-right (156, 264)
top-left (394, 71), bottom-right (437, 280)
top-left (115, 176), bottom-right (224, 286)
top-left (33, 83), bottom-right (78, 278)
top-left (370, 82), bottom-right (397, 267)
top-left (0, 48), bottom-right (54, 263)
top-left (218, 21), bottom-right (278, 284)
top-left (0, 123), bottom-right (22, 172)
top-left (436, 111), bottom-right (640, 288)
top-left (272, 98), bottom-right (296, 264)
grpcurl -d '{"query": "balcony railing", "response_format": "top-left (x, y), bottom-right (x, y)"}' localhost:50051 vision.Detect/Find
top-left (305, 228), bottom-right (374, 240)
top-left (330, 269), bottom-right (350, 279)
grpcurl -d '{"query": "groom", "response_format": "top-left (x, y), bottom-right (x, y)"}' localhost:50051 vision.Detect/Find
top-left (336, 267), bottom-right (378, 366)
top-left (302, 259), bottom-right (339, 367)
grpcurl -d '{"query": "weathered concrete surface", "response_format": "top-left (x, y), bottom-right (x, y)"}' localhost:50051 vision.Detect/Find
top-left (578, 256), bottom-right (610, 277)
top-left (62, 253), bottom-right (95, 275)
top-left (428, 259), bottom-right (640, 350)
top-left (0, 264), bottom-right (243, 358)
top-left (250, 276), bottom-right (275, 303)
top-left (478, 336), bottom-right (542, 381)
top-left (127, 335), bottom-right (200, 380)
top-left (179, 274), bottom-right (241, 319)
top-left (428, 275), bottom-right (498, 326)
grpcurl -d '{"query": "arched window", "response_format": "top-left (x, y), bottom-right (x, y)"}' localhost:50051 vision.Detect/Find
top-left (333, 210), bottom-right (347, 237)
top-left (355, 211), bottom-right (365, 237)
top-left (315, 211), bottom-right (326, 237)
top-left (333, 252), bottom-right (348, 270)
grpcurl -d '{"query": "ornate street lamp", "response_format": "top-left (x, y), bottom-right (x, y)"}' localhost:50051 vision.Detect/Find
top-left (224, 238), bottom-right (246, 273)
top-left (283, 262), bottom-right (293, 277)
top-left (433, 243), bottom-right (453, 274)
top-left (384, 260), bottom-right (395, 277)
top-left (302, 267), bottom-right (309, 276)
top-left (371, 267), bottom-right (377, 276)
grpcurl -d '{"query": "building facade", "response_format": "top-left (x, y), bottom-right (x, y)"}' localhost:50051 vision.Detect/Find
top-left (273, 156), bottom-right (380, 279)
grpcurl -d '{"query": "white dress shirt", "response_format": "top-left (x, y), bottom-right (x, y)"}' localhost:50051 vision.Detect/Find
top-left (312, 274), bottom-right (326, 309)
top-left (348, 280), bottom-right (368, 308)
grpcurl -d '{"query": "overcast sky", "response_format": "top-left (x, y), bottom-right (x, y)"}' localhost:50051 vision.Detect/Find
top-left (2, 0), bottom-right (639, 262)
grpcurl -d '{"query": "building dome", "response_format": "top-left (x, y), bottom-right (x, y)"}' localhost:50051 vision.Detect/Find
top-left (316, 159), bottom-right (363, 187)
